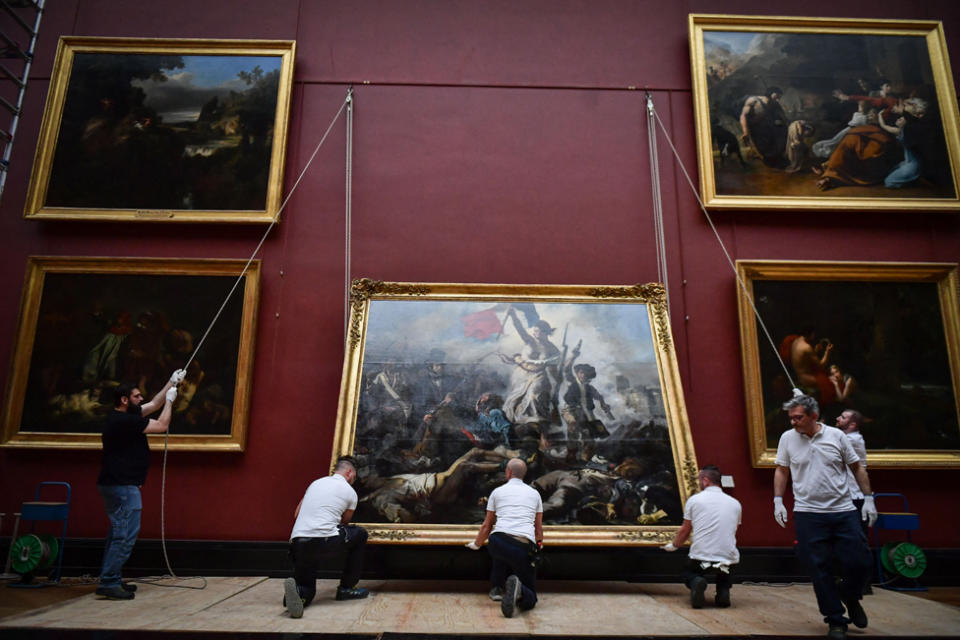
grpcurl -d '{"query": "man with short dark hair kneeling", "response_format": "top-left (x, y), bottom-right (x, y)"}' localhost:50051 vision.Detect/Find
top-left (466, 457), bottom-right (543, 618)
top-left (284, 456), bottom-right (369, 618)
top-left (662, 465), bottom-right (742, 608)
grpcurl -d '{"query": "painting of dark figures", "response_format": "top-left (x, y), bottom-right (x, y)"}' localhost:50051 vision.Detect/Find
top-left (698, 23), bottom-right (959, 204)
top-left (753, 279), bottom-right (960, 452)
top-left (47, 53), bottom-right (283, 210)
top-left (345, 298), bottom-right (688, 532)
top-left (13, 270), bottom-right (250, 438)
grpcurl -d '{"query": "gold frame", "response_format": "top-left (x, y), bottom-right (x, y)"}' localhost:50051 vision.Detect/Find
top-left (1, 257), bottom-right (261, 451)
top-left (689, 14), bottom-right (960, 211)
top-left (736, 260), bottom-right (960, 467)
top-left (332, 279), bottom-right (700, 546)
top-left (24, 37), bottom-right (295, 223)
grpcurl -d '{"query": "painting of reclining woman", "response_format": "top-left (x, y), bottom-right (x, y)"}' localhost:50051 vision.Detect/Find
top-left (689, 15), bottom-right (960, 210)
top-left (333, 281), bottom-right (700, 544)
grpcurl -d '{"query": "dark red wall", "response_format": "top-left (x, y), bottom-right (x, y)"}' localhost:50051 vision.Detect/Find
top-left (1, 0), bottom-right (959, 549)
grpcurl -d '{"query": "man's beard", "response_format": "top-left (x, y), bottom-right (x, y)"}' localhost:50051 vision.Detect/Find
top-left (129, 402), bottom-right (143, 416)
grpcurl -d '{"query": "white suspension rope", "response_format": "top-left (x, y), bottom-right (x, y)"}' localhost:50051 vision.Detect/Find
top-left (158, 88), bottom-right (354, 582)
top-left (646, 93), bottom-right (670, 309)
top-left (647, 99), bottom-right (797, 391)
top-left (344, 88), bottom-right (354, 339)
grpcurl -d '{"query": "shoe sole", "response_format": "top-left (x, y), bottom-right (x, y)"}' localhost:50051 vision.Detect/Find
top-left (284, 578), bottom-right (303, 618)
top-left (690, 577), bottom-right (707, 609)
top-left (501, 576), bottom-right (520, 618)
top-left (489, 591), bottom-right (503, 602)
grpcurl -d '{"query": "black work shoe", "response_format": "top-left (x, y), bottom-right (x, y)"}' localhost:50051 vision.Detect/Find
top-left (488, 586), bottom-right (504, 601)
top-left (501, 575), bottom-right (520, 618)
top-left (284, 577), bottom-right (304, 618)
top-left (335, 585), bottom-right (369, 601)
top-left (845, 599), bottom-right (867, 628)
top-left (96, 585), bottom-right (135, 600)
top-left (690, 576), bottom-right (707, 609)
top-left (122, 582), bottom-right (138, 593)
top-left (715, 586), bottom-right (731, 608)
top-left (827, 622), bottom-right (848, 640)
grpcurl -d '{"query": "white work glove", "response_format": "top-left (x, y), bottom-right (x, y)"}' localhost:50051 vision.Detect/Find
top-left (774, 496), bottom-right (788, 528)
top-left (661, 542), bottom-right (677, 552)
top-left (170, 369), bottom-right (186, 384)
top-left (862, 495), bottom-right (878, 527)
top-left (465, 541), bottom-right (480, 550)
top-left (165, 387), bottom-right (178, 404)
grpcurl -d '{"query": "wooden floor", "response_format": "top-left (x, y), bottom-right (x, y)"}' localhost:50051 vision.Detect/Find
top-left (1, 577), bottom-right (959, 637)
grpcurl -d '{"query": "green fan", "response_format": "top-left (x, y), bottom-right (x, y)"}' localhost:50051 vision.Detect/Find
top-left (880, 541), bottom-right (927, 579)
top-left (9, 534), bottom-right (59, 575)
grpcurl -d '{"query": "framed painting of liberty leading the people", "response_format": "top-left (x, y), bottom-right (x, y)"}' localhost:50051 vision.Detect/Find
top-left (332, 280), bottom-right (700, 546)
top-left (736, 260), bottom-right (960, 468)
top-left (689, 15), bottom-right (960, 211)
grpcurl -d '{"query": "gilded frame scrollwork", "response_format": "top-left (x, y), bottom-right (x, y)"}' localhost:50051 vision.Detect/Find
top-left (736, 260), bottom-right (960, 467)
top-left (333, 281), bottom-right (699, 546)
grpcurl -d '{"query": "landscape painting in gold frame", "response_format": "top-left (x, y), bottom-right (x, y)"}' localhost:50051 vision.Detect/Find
top-left (689, 14), bottom-right (960, 211)
top-left (736, 260), bottom-right (960, 467)
top-left (331, 279), bottom-right (699, 546)
top-left (1, 257), bottom-right (260, 451)
top-left (24, 37), bottom-right (295, 223)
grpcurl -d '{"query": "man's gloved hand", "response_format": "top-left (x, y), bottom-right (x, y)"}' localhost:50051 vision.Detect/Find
top-left (661, 542), bottom-right (677, 552)
top-left (465, 541), bottom-right (480, 551)
top-left (862, 495), bottom-right (878, 527)
top-left (774, 496), bottom-right (788, 528)
top-left (170, 369), bottom-right (186, 385)
top-left (165, 387), bottom-right (178, 404)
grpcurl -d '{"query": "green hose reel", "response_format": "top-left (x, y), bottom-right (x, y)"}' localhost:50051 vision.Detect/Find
top-left (10, 534), bottom-right (59, 576)
top-left (880, 541), bottom-right (927, 580)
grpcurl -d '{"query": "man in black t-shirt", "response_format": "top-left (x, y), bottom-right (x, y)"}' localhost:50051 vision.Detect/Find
top-left (95, 370), bottom-right (183, 600)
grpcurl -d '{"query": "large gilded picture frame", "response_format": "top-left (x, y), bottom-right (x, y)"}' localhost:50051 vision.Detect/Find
top-left (332, 279), bottom-right (699, 546)
top-left (736, 260), bottom-right (960, 467)
top-left (1, 257), bottom-right (260, 451)
top-left (24, 37), bottom-right (295, 223)
top-left (689, 14), bottom-right (960, 211)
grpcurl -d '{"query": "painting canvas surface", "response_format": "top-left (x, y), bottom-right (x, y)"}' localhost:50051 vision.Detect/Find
top-left (348, 298), bottom-right (684, 530)
top-left (19, 272), bottom-right (244, 436)
top-left (753, 279), bottom-right (959, 451)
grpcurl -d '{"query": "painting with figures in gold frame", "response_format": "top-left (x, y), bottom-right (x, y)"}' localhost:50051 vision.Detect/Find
top-left (24, 37), bottom-right (295, 223)
top-left (1, 257), bottom-right (260, 451)
top-left (736, 260), bottom-right (960, 468)
top-left (689, 14), bottom-right (960, 211)
top-left (331, 280), bottom-right (699, 546)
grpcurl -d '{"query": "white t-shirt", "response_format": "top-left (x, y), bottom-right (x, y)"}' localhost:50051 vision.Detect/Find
top-left (290, 474), bottom-right (358, 539)
top-left (844, 430), bottom-right (867, 501)
top-left (684, 485), bottom-right (742, 565)
top-left (775, 423), bottom-right (860, 513)
top-left (488, 477), bottom-right (543, 543)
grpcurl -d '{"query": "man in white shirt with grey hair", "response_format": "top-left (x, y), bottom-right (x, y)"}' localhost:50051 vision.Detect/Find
top-left (662, 464), bottom-right (741, 608)
top-left (466, 457), bottom-right (543, 618)
top-left (284, 456), bottom-right (370, 619)
top-left (774, 394), bottom-right (876, 640)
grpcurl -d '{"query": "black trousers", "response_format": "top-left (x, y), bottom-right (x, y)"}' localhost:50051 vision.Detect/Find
top-left (289, 525), bottom-right (368, 605)
top-left (488, 532), bottom-right (538, 610)
top-left (682, 559), bottom-right (733, 591)
top-left (795, 510), bottom-right (871, 625)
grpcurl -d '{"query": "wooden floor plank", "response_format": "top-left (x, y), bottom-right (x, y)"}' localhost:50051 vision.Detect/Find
top-left (1, 577), bottom-right (958, 636)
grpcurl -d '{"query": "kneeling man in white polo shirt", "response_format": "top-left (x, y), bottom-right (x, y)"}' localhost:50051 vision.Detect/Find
top-left (774, 394), bottom-right (877, 640)
top-left (284, 456), bottom-right (370, 618)
top-left (663, 465), bottom-right (741, 608)
top-left (467, 457), bottom-right (543, 618)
